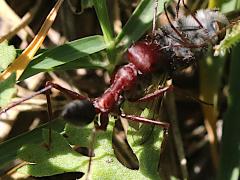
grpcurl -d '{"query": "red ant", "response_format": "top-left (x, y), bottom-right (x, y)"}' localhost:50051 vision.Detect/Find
top-left (0, 0), bottom-right (230, 172)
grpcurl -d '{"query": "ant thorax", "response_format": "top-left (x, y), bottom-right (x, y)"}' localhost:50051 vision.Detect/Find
top-left (150, 9), bottom-right (229, 73)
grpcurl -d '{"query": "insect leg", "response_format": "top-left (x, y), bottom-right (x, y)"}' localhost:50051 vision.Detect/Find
top-left (0, 82), bottom-right (87, 115)
top-left (45, 87), bottom-right (53, 149)
top-left (0, 85), bottom-right (52, 115)
top-left (127, 84), bottom-right (212, 105)
top-left (120, 113), bottom-right (169, 130)
top-left (120, 113), bottom-right (169, 152)
top-left (45, 81), bottom-right (87, 100)
top-left (129, 85), bottom-right (173, 102)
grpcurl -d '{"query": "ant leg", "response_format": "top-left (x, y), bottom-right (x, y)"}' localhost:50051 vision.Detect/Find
top-left (45, 81), bottom-right (87, 100)
top-left (120, 113), bottom-right (169, 130)
top-left (45, 88), bottom-right (53, 149)
top-left (0, 81), bottom-right (87, 115)
top-left (120, 113), bottom-right (169, 150)
top-left (95, 112), bottom-right (109, 131)
top-left (129, 85), bottom-right (173, 102)
top-left (128, 84), bottom-right (213, 106)
top-left (0, 85), bottom-right (52, 115)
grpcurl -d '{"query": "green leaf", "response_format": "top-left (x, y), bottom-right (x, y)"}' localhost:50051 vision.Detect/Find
top-left (19, 35), bottom-right (107, 81)
top-left (214, 21), bottom-right (240, 56)
top-left (218, 44), bottom-right (240, 180)
top-left (66, 120), bottom-right (164, 180)
top-left (217, 2), bottom-right (240, 180)
top-left (17, 118), bottom-right (164, 179)
top-left (17, 129), bottom-right (89, 177)
top-left (0, 120), bottom-right (65, 169)
top-left (115, 0), bottom-right (172, 50)
top-left (0, 40), bottom-right (16, 70)
top-left (0, 73), bottom-right (16, 107)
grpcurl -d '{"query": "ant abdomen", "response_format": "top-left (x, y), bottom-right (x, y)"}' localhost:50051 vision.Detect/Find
top-left (61, 99), bottom-right (96, 126)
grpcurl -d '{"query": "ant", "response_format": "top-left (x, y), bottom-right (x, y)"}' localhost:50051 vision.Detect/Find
top-left (0, 0), bottom-right (230, 175)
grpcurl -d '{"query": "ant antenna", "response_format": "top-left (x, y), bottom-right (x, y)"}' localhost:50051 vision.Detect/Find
top-left (164, 2), bottom-right (191, 46)
top-left (152, 0), bottom-right (158, 33)
top-left (176, 0), bottom-right (181, 18)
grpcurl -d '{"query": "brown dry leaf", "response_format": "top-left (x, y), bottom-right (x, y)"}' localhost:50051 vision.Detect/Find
top-left (0, 0), bottom-right (64, 81)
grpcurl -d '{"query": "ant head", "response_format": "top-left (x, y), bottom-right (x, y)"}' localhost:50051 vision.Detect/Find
top-left (195, 9), bottom-right (229, 42)
top-left (61, 99), bottom-right (96, 127)
top-left (178, 9), bottom-right (229, 44)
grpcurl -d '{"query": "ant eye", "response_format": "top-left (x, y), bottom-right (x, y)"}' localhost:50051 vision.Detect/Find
top-left (212, 21), bottom-right (220, 32)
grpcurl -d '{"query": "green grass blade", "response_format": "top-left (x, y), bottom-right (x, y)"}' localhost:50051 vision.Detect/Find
top-left (93, 0), bottom-right (114, 44)
top-left (218, 45), bottom-right (240, 180)
top-left (115, 0), bottom-right (171, 50)
top-left (93, 0), bottom-right (117, 67)
top-left (52, 54), bottom-right (107, 71)
top-left (19, 35), bottom-right (107, 81)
